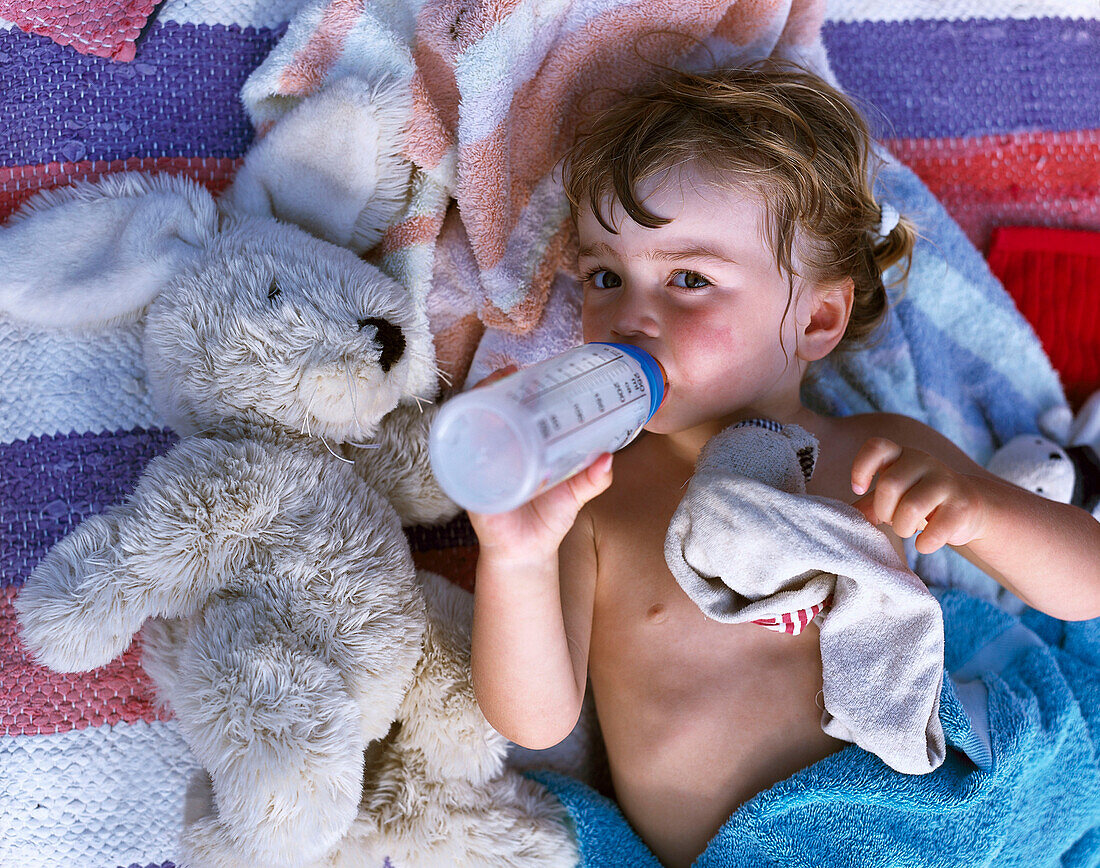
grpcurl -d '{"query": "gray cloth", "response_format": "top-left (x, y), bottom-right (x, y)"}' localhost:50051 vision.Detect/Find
top-left (663, 421), bottom-right (946, 775)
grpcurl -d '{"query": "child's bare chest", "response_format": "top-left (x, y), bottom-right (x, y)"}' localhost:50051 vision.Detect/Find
top-left (583, 429), bottom-right (879, 862)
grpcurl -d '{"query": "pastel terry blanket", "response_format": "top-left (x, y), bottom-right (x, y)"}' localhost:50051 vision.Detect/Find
top-left (2, 1), bottom-right (1099, 866)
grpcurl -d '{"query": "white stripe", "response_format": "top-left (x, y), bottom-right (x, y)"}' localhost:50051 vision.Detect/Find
top-left (0, 318), bottom-right (163, 445)
top-left (480, 170), bottom-right (573, 313)
top-left (156, 0), bottom-right (307, 28)
top-left (327, 11), bottom-right (418, 89)
top-left (454, 0), bottom-right (574, 149)
top-left (824, 0), bottom-right (1098, 23)
top-left (0, 720), bottom-right (200, 867)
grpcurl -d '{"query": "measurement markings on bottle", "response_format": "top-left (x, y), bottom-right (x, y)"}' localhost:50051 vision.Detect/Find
top-left (541, 393), bottom-right (648, 447)
top-left (517, 355), bottom-right (621, 405)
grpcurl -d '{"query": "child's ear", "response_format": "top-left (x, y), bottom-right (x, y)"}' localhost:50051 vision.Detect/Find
top-left (796, 277), bottom-right (854, 362)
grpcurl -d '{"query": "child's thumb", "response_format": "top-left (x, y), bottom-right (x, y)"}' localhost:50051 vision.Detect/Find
top-left (572, 452), bottom-right (614, 505)
top-left (851, 491), bottom-right (880, 527)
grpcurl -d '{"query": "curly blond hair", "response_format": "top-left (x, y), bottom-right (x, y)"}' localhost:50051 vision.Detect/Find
top-left (562, 61), bottom-right (916, 350)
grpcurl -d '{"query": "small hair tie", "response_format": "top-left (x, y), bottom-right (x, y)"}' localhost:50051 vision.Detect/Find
top-left (875, 202), bottom-right (900, 239)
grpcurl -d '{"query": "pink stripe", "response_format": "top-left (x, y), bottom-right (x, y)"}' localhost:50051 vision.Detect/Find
top-left (277, 0), bottom-right (365, 96)
top-left (378, 213), bottom-right (445, 258)
top-left (776, 0), bottom-right (825, 49)
top-left (1, 587), bottom-right (167, 737)
top-left (0, 157), bottom-right (240, 222)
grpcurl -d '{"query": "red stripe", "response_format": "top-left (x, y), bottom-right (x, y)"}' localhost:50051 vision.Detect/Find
top-left (0, 157), bottom-right (241, 222)
top-left (886, 129), bottom-right (1100, 252)
top-left (1, 587), bottom-right (166, 737)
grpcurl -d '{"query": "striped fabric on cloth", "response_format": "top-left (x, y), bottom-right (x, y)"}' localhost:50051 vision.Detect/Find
top-left (0, 2), bottom-right (1096, 866)
top-left (752, 596), bottom-right (832, 636)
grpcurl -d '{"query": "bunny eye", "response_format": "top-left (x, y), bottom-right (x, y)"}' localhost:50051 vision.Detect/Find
top-left (267, 278), bottom-right (281, 300)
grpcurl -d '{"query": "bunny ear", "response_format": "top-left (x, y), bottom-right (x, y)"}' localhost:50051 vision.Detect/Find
top-left (1068, 390), bottom-right (1100, 448)
top-left (0, 172), bottom-right (217, 329)
top-left (221, 76), bottom-right (413, 254)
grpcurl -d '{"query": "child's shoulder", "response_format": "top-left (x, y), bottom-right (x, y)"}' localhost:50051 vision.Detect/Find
top-left (836, 411), bottom-right (994, 481)
top-left (840, 411), bottom-right (955, 451)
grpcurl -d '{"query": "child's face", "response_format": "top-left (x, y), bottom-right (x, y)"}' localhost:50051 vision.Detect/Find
top-left (577, 166), bottom-right (814, 435)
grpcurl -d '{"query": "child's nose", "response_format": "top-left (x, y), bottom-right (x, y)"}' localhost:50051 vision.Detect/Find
top-left (610, 289), bottom-right (659, 338)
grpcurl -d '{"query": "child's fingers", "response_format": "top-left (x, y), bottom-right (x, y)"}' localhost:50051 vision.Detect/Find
top-left (542, 453), bottom-right (613, 514)
top-left (856, 450), bottom-right (937, 529)
top-left (576, 452), bottom-right (614, 502)
top-left (914, 502), bottom-right (968, 554)
top-left (851, 491), bottom-right (880, 526)
top-left (888, 477), bottom-right (948, 538)
top-left (850, 437), bottom-right (903, 495)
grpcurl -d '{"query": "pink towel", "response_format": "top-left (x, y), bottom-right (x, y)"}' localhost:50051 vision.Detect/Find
top-left (0, 0), bottom-right (162, 61)
top-left (242, 0), bottom-right (832, 390)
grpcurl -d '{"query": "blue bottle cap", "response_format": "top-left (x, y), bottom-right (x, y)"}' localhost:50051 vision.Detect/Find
top-left (590, 342), bottom-right (666, 421)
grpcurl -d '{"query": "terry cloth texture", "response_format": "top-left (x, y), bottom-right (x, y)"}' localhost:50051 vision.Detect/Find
top-left (665, 422), bottom-right (946, 775)
top-left (532, 591), bottom-right (1100, 867)
top-left (0, 0), bottom-right (163, 61)
top-left (237, 0), bottom-right (835, 392)
top-left (987, 226), bottom-right (1100, 410)
top-left (1, 2), bottom-right (1098, 866)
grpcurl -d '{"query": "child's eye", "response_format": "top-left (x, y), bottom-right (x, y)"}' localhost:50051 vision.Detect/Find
top-left (583, 269), bottom-right (622, 290)
top-left (669, 270), bottom-right (711, 289)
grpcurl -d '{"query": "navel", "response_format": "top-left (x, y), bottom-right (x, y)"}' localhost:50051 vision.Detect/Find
top-left (646, 602), bottom-right (668, 623)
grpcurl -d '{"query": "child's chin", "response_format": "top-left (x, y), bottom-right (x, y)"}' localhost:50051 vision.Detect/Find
top-left (642, 414), bottom-right (681, 435)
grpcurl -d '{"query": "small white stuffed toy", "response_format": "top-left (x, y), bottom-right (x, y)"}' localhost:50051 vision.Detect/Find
top-left (3, 78), bottom-right (577, 868)
top-left (987, 391), bottom-right (1100, 518)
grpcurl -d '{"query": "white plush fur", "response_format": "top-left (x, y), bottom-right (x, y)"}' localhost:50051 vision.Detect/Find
top-left (987, 434), bottom-right (1076, 503)
top-left (989, 390), bottom-right (1100, 519)
top-left (221, 77), bottom-right (414, 255)
top-left (0, 173), bottom-right (217, 328)
top-left (9, 78), bottom-right (578, 867)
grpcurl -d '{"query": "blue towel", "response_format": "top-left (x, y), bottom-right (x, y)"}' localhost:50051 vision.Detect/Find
top-left (532, 592), bottom-right (1100, 867)
top-left (527, 161), bottom-right (1100, 865)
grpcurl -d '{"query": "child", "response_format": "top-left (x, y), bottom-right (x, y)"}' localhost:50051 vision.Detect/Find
top-left (467, 63), bottom-right (1100, 867)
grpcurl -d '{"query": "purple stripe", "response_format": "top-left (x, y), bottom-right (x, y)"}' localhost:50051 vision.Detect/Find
top-left (1, 428), bottom-right (477, 589)
top-left (1, 429), bottom-right (178, 588)
top-left (120, 863), bottom-right (178, 868)
top-left (0, 21), bottom-right (284, 168)
top-left (0, 16), bottom-right (1093, 170)
top-left (822, 17), bottom-right (1099, 139)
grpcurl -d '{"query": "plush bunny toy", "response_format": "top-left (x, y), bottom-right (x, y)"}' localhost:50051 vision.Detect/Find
top-left (3, 79), bottom-right (576, 867)
top-left (987, 391), bottom-right (1100, 519)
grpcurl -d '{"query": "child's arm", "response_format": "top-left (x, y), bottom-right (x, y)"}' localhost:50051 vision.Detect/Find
top-left (469, 452), bottom-right (611, 749)
top-left (850, 414), bottom-right (1100, 621)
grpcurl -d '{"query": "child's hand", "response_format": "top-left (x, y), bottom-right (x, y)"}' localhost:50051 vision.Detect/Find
top-left (850, 437), bottom-right (989, 554)
top-left (468, 452), bottom-right (613, 562)
top-left (464, 365), bottom-right (614, 563)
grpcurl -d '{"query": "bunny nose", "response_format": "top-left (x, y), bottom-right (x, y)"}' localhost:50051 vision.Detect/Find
top-left (358, 317), bottom-right (406, 373)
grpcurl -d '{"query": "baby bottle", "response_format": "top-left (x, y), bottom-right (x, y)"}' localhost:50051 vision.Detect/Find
top-left (429, 342), bottom-right (666, 513)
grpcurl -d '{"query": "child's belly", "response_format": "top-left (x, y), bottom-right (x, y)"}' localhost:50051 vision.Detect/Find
top-left (587, 507), bottom-right (846, 867)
